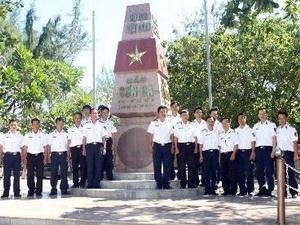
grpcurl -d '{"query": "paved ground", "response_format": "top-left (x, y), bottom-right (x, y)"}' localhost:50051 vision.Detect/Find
top-left (0, 179), bottom-right (299, 225)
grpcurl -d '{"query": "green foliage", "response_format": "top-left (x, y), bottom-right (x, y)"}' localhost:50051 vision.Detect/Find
top-left (0, 0), bottom-right (23, 18)
top-left (165, 17), bottom-right (300, 130)
top-left (25, 0), bottom-right (89, 63)
top-left (0, 0), bottom-right (91, 133)
top-left (221, 0), bottom-right (280, 28)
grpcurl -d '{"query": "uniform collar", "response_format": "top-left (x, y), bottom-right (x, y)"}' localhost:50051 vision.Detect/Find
top-left (194, 119), bottom-right (204, 124)
top-left (169, 113), bottom-right (180, 118)
top-left (31, 130), bottom-right (41, 134)
top-left (54, 129), bottom-right (65, 133)
top-left (279, 123), bottom-right (289, 129)
top-left (260, 120), bottom-right (269, 125)
top-left (73, 124), bottom-right (82, 128)
top-left (238, 124), bottom-right (249, 129)
top-left (8, 130), bottom-right (19, 135)
top-left (223, 128), bottom-right (233, 134)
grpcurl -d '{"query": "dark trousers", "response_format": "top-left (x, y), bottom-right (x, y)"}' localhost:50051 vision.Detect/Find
top-left (27, 153), bottom-right (44, 194)
top-left (86, 143), bottom-right (104, 188)
top-left (236, 149), bottom-right (254, 194)
top-left (170, 152), bottom-right (180, 180)
top-left (153, 143), bottom-right (172, 188)
top-left (194, 151), bottom-right (201, 186)
top-left (178, 143), bottom-right (197, 188)
top-left (71, 146), bottom-right (87, 187)
top-left (101, 138), bottom-right (113, 180)
top-left (50, 152), bottom-right (68, 192)
top-left (284, 151), bottom-right (298, 195)
top-left (3, 153), bottom-right (21, 195)
top-left (220, 152), bottom-right (237, 195)
top-left (255, 146), bottom-right (274, 194)
top-left (202, 150), bottom-right (219, 194)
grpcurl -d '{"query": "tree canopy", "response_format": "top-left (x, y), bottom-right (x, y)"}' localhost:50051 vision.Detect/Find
top-left (165, 1), bottom-right (300, 130)
top-left (0, 0), bottom-right (91, 132)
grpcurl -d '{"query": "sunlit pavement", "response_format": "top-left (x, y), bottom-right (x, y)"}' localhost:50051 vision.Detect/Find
top-left (0, 178), bottom-right (299, 225)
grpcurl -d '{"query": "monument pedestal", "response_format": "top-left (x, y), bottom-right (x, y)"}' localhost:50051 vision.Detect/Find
top-left (111, 3), bottom-right (170, 172)
top-left (114, 117), bottom-right (154, 172)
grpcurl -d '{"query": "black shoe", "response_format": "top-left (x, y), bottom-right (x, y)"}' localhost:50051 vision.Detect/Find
top-left (1, 194), bottom-right (9, 199)
top-left (27, 192), bottom-right (34, 197)
top-left (264, 193), bottom-right (275, 197)
top-left (203, 191), bottom-right (210, 196)
top-left (49, 191), bottom-right (57, 196)
top-left (163, 185), bottom-right (172, 190)
top-left (188, 185), bottom-right (196, 188)
top-left (211, 191), bottom-right (218, 196)
top-left (255, 191), bottom-right (265, 197)
top-left (291, 194), bottom-right (298, 199)
top-left (61, 191), bottom-right (71, 195)
top-left (14, 194), bottom-right (22, 198)
top-left (238, 192), bottom-right (246, 197)
top-left (36, 193), bottom-right (43, 197)
top-left (156, 185), bottom-right (163, 190)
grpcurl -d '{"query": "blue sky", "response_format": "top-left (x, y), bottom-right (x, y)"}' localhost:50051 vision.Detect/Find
top-left (22, 0), bottom-right (222, 87)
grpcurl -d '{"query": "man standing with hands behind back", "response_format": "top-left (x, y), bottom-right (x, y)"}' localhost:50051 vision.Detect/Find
top-left (0, 119), bottom-right (24, 199)
top-left (148, 106), bottom-right (174, 189)
top-left (253, 108), bottom-right (276, 197)
top-left (23, 118), bottom-right (47, 197)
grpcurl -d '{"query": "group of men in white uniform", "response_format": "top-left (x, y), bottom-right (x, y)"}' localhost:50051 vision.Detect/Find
top-left (147, 101), bottom-right (299, 198)
top-left (0, 105), bottom-right (117, 198)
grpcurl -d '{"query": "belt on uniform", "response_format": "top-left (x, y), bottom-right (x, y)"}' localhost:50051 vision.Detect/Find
top-left (257, 146), bottom-right (272, 149)
top-left (221, 151), bottom-right (233, 155)
top-left (239, 149), bottom-right (251, 153)
top-left (154, 142), bottom-right (171, 147)
top-left (88, 142), bottom-right (101, 145)
top-left (71, 145), bottom-right (82, 149)
top-left (52, 151), bottom-right (67, 155)
top-left (203, 149), bottom-right (218, 152)
top-left (28, 152), bottom-right (43, 156)
top-left (179, 142), bottom-right (193, 146)
top-left (5, 152), bottom-right (20, 156)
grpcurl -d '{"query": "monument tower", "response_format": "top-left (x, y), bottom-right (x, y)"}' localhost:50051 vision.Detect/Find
top-left (111, 3), bottom-right (170, 172)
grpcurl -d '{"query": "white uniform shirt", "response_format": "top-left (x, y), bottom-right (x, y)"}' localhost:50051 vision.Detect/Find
top-left (0, 131), bottom-right (23, 153)
top-left (193, 119), bottom-right (206, 129)
top-left (253, 120), bottom-right (276, 147)
top-left (218, 129), bottom-right (238, 153)
top-left (199, 128), bottom-right (219, 151)
top-left (235, 125), bottom-right (255, 150)
top-left (147, 118), bottom-right (174, 144)
top-left (174, 121), bottom-right (197, 143)
top-left (276, 124), bottom-right (298, 152)
top-left (23, 131), bottom-right (47, 154)
top-left (193, 119), bottom-right (207, 144)
top-left (48, 130), bottom-right (68, 152)
top-left (167, 114), bottom-right (182, 127)
top-left (214, 120), bottom-right (224, 133)
top-left (100, 119), bottom-right (117, 138)
top-left (83, 121), bottom-right (107, 144)
top-left (67, 124), bottom-right (84, 147)
top-left (81, 116), bottom-right (91, 126)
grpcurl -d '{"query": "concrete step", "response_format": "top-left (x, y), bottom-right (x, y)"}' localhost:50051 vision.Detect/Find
top-left (101, 180), bottom-right (181, 189)
top-left (113, 172), bottom-right (154, 180)
top-left (71, 188), bottom-right (201, 200)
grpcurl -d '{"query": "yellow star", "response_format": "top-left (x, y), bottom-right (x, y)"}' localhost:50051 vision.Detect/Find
top-left (126, 45), bottom-right (147, 66)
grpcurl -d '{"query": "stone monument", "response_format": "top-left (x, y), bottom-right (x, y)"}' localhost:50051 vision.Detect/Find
top-left (111, 3), bottom-right (170, 172)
